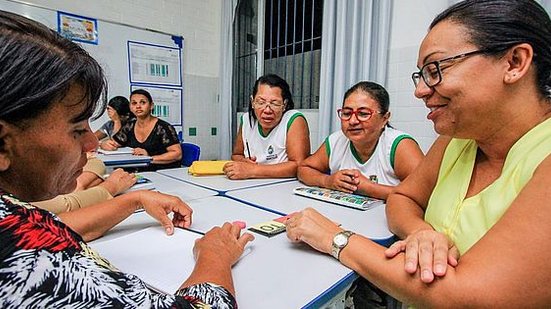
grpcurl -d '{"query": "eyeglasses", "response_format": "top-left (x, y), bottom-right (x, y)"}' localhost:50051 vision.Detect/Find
top-left (412, 49), bottom-right (491, 88)
top-left (252, 98), bottom-right (286, 110)
top-left (337, 108), bottom-right (380, 122)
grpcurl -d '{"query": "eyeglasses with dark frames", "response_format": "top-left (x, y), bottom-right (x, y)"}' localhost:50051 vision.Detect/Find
top-left (412, 49), bottom-right (492, 88)
top-left (337, 108), bottom-right (381, 122)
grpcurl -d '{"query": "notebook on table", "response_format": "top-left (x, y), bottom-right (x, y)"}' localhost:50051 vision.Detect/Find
top-left (96, 147), bottom-right (134, 155)
top-left (293, 186), bottom-right (379, 211)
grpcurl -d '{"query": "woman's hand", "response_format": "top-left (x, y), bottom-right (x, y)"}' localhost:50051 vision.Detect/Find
top-left (223, 160), bottom-right (257, 180)
top-left (136, 191), bottom-right (193, 235)
top-left (285, 208), bottom-right (342, 254)
top-left (384, 229), bottom-right (460, 283)
top-left (133, 147), bottom-right (149, 156)
top-left (324, 169), bottom-right (361, 193)
top-left (194, 222), bottom-right (255, 265)
top-left (100, 139), bottom-right (119, 151)
top-left (99, 168), bottom-right (137, 195)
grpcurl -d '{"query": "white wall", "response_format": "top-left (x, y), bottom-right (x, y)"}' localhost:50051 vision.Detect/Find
top-left (13, 0), bottom-right (451, 157)
top-left (18, 0), bottom-right (223, 159)
top-left (386, 0), bottom-right (449, 153)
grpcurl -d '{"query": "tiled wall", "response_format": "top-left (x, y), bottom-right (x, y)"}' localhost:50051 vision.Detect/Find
top-left (386, 0), bottom-right (449, 153)
top-left (386, 46), bottom-right (437, 153)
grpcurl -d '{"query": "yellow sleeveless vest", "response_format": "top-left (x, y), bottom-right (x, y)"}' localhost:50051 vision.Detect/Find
top-left (425, 117), bottom-right (551, 254)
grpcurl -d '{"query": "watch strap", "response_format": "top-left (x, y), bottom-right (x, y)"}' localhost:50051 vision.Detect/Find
top-left (331, 230), bottom-right (355, 260)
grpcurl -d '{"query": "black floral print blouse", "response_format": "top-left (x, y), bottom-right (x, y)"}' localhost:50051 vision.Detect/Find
top-left (0, 191), bottom-right (237, 308)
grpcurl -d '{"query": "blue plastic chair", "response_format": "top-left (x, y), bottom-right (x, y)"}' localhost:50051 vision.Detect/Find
top-left (181, 142), bottom-right (201, 167)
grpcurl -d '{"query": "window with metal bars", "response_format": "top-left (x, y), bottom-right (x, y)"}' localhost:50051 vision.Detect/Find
top-left (233, 0), bottom-right (323, 113)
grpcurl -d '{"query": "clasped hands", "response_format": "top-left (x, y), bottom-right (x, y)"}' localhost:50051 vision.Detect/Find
top-left (385, 228), bottom-right (459, 283)
top-left (324, 169), bottom-right (371, 194)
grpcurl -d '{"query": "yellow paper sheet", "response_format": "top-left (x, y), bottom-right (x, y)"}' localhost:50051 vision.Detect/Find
top-left (188, 160), bottom-right (231, 176)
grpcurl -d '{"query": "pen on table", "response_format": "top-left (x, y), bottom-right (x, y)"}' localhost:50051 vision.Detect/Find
top-left (175, 226), bottom-right (205, 235)
top-left (245, 140), bottom-right (251, 159)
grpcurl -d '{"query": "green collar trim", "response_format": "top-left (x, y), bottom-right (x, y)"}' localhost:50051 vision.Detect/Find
top-left (349, 142), bottom-right (366, 164)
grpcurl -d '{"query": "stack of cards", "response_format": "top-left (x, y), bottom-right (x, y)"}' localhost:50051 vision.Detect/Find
top-left (248, 213), bottom-right (297, 237)
top-left (248, 221), bottom-right (286, 237)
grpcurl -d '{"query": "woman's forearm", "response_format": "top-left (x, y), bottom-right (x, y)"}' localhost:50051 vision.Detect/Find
top-left (297, 165), bottom-right (329, 187)
top-left (58, 192), bottom-right (140, 241)
top-left (180, 253), bottom-right (235, 296)
top-left (152, 150), bottom-right (182, 164)
top-left (356, 181), bottom-right (394, 200)
top-left (386, 193), bottom-right (433, 239)
top-left (251, 160), bottom-right (299, 178)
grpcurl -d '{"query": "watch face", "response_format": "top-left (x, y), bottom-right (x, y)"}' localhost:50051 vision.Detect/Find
top-left (334, 233), bottom-right (348, 247)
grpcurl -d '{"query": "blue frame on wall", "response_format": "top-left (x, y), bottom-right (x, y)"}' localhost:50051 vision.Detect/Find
top-left (57, 11), bottom-right (98, 45)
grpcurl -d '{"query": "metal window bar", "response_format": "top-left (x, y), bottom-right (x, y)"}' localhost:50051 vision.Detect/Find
top-left (234, 0), bottom-right (322, 111)
top-left (309, 0), bottom-right (314, 108)
top-left (300, 0), bottom-right (306, 107)
top-left (291, 0), bottom-right (297, 99)
top-left (233, 0), bottom-right (259, 113)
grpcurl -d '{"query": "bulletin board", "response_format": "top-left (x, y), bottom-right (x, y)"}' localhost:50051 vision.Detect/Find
top-left (0, 0), bottom-right (184, 129)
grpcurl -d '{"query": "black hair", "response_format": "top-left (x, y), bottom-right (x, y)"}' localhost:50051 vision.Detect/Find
top-left (130, 89), bottom-right (153, 104)
top-left (431, 0), bottom-right (551, 99)
top-left (343, 81), bottom-right (392, 128)
top-left (343, 81), bottom-right (390, 114)
top-left (248, 74), bottom-right (294, 124)
top-left (108, 95), bottom-right (133, 121)
top-left (0, 10), bottom-right (107, 125)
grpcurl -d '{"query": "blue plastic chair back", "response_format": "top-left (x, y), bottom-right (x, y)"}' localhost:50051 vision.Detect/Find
top-left (181, 142), bottom-right (201, 167)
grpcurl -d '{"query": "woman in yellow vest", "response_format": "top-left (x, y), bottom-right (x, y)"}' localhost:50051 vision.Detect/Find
top-left (285, 0), bottom-right (551, 307)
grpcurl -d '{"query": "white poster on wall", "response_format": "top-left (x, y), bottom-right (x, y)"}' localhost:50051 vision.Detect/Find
top-left (131, 85), bottom-right (182, 126)
top-left (128, 41), bottom-right (182, 86)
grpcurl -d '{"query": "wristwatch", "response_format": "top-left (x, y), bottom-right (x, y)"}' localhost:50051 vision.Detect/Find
top-left (331, 230), bottom-right (355, 260)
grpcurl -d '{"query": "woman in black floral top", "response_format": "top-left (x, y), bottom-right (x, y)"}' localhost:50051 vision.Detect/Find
top-left (0, 10), bottom-right (253, 308)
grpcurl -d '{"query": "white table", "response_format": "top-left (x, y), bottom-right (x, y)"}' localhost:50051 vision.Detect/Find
top-left (91, 211), bottom-right (157, 244)
top-left (91, 172), bottom-right (394, 308)
top-left (183, 196), bottom-right (280, 233)
top-left (91, 208), bottom-right (356, 308)
top-left (226, 180), bottom-right (394, 245)
top-left (139, 172), bottom-right (218, 201)
top-left (157, 167), bottom-right (295, 193)
top-left (91, 172), bottom-right (218, 244)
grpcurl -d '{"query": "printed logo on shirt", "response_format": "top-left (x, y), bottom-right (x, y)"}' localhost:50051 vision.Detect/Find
top-left (265, 144), bottom-right (278, 161)
top-left (369, 175), bottom-right (378, 183)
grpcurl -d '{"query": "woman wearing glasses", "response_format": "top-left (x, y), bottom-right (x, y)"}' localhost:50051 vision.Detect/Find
top-left (224, 74), bottom-right (310, 179)
top-left (0, 11), bottom-right (254, 308)
top-left (298, 81), bottom-right (423, 200)
top-left (286, 0), bottom-right (551, 307)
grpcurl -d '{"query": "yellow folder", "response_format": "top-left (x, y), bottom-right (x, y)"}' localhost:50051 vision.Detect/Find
top-left (188, 160), bottom-right (231, 176)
